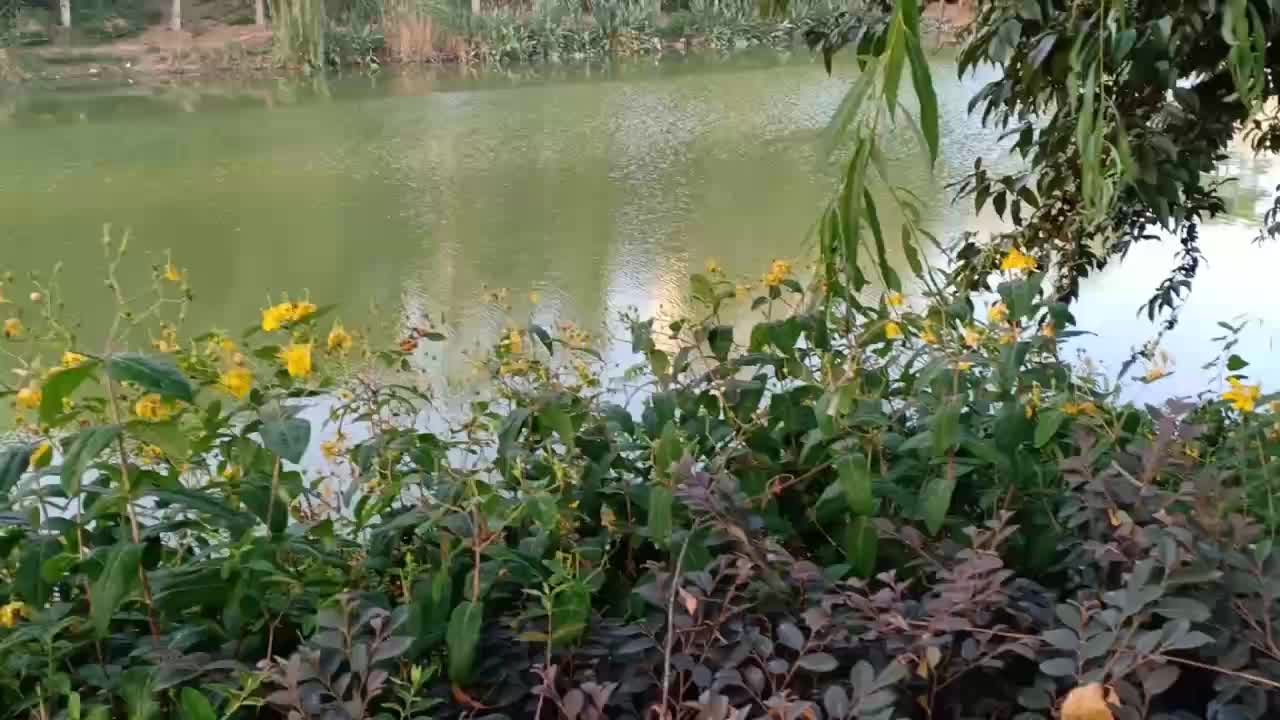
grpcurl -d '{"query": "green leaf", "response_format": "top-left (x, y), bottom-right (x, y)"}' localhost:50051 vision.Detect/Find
top-left (921, 475), bottom-right (955, 535)
top-left (15, 537), bottom-right (61, 606)
top-left (0, 444), bottom-right (34, 495)
top-left (260, 410), bottom-right (310, 464)
top-left (653, 421), bottom-right (682, 481)
top-left (540, 402), bottom-right (575, 453)
top-left (648, 485), bottom-right (673, 545)
top-left (106, 354), bottom-right (194, 402)
top-left (1034, 410), bottom-right (1065, 448)
top-left (446, 600), bottom-right (484, 684)
top-left (904, 24), bottom-right (939, 164)
top-left (61, 426), bottom-right (121, 497)
top-left (148, 488), bottom-right (256, 535)
top-left (1227, 354), bottom-right (1249, 371)
top-left (90, 542), bottom-right (144, 638)
top-left (41, 362), bottom-right (98, 426)
top-left (883, 20), bottom-right (906, 117)
top-left (931, 401), bottom-right (961, 455)
top-left (128, 420), bottom-right (190, 462)
top-left (708, 325), bottom-right (733, 362)
top-left (838, 454), bottom-right (874, 516)
top-left (845, 516), bottom-right (879, 578)
top-left (178, 689), bottom-right (217, 720)
top-left (864, 189), bottom-right (900, 292)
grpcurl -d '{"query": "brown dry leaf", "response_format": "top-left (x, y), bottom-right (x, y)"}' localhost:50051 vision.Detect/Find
top-left (1061, 682), bottom-right (1114, 720)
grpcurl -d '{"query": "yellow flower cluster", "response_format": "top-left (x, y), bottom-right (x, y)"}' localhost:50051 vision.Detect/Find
top-left (327, 323), bottom-right (353, 353)
top-left (1063, 400), bottom-right (1100, 417)
top-left (13, 384), bottom-right (41, 411)
top-left (559, 322), bottom-right (591, 349)
top-left (1000, 247), bottom-right (1038, 273)
top-left (62, 351), bottom-right (87, 368)
top-left (763, 259), bottom-right (792, 288)
top-left (3, 318), bottom-right (22, 339)
top-left (505, 329), bottom-right (524, 354)
top-left (1222, 378), bottom-right (1261, 413)
top-left (884, 321), bottom-right (903, 340)
top-left (0, 601), bottom-right (29, 629)
top-left (219, 366), bottom-right (254, 400)
top-left (704, 258), bottom-right (722, 274)
top-left (886, 291), bottom-right (905, 307)
top-left (986, 302), bottom-right (1008, 324)
top-left (321, 432), bottom-right (348, 462)
top-left (261, 299), bottom-right (317, 332)
top-left (279, 344), bottom-right (313, 378)
top-left (162, 262), bottom-right (184, 283)
top-left (134, 394), bottom-right (176, 422)
top-left (151, 324), bottom-right (180, 353)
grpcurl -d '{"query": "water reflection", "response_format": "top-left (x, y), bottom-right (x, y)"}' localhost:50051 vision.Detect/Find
top-left (0, 53), bottom-right (1276, 401)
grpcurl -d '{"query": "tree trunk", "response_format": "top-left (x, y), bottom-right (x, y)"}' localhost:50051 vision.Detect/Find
top-left (59, 0), bottom-right (71, 27)
top-left (170, 0), bottom-right (181, 30)
top-left (255, 0), bottom-right (265, 26)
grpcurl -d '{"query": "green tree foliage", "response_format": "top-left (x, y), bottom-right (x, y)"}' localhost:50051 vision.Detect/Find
top-left (813, 0), bottom-right (1280, 324)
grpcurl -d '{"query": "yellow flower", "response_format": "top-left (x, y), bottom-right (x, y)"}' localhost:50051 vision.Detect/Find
top-left (0, 601), bottom-right (29, 629)
top-left (1063, 400), bottom-right (1100, 417)
top-left (29, 442), bottom-right (50, 470)
top-left (704, 258), bottom-right (722, 274)
top-left (141, 445), bottom-right (166, 464)
top-left (1144, 366), bottom-right (1169, 382)
top-left (289, 301), bottom-right (317, 323)
top-left (327, 323), bottom-right (353, 353)
top-left (61, 351), bottom-right (87, 368)
top-left (986, 302), bottom-right (1008, 324)
top-left (884, 321), bottom-right (903, 340)
top-left (134, 394), bottom-right (174, 422)
top-left (763, 259), bottom-right (792, 288)
top-left (279, 344), bottom-right (313, 379)
top-left (999, 247), bottom-right (1038, 273)
top-left (162, 263), bottom-right (183, 283)
top-left (1041, 320), bottom-right (1056, 339)
top-left (506, 329), bottom-right (523, 355)
top-left (963, 325), bottom-right (983, 349)
top-left (222, 464), bottom-right (242, 481)
top-left (15, 386), bottom-right (41, 411)
top-left (1223, 378), bottom-right (1262, 413)
top-left (219, 367), bottom-right (253, 400)
top-left (953, 360), bottom-right (974, 371)
top-left (260, 299), bottom-right (316, 332)
top-left (528, 290), bottom-right (541, 305)
top-left (261, 303), bottom-right (291, 332)
top-left (152, 325), bottom-right (179, 353)
top-left (1024, 384), bottom-right (1043, 418)
top-left (320, 432), bottom-right (347, 462)
top-left (3, 318), bottom-right (23, 339)
top-left (886, 291), bottom-right (905, 307)
top-left (1061, 683), bottom-right (1115, 720)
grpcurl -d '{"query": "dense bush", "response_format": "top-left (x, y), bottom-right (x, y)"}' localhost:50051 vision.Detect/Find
top-left (3, 0), bottom-right (1280, 718)
top-left (0, 228), bottom-right (1278, 719)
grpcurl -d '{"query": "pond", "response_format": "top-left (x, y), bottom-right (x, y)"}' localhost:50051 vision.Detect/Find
top-left (2, 51), bottom-right (1278, 406)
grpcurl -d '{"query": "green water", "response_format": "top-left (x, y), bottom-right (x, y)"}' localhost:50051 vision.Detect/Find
top-left (2, 54), bottom-right (1279, 400)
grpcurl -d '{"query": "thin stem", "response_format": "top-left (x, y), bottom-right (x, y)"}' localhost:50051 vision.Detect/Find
top-left (658, 530), bottom-right (693, 720)
top-left (104, 375), bottom-right (161, 645)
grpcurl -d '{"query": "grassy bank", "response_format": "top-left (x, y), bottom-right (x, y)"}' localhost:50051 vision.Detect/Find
top-left (0, 0), bottom-right (965, 78)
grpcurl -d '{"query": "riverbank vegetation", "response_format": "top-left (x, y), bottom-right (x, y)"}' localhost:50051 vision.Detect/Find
top-left (0, 0), bottom-right (954, 74)
top-left (4, 0), bottom-right (1280, 719)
